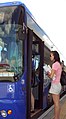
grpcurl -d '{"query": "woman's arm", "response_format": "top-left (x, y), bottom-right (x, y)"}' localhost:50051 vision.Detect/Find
top-left (47, 69), bottom-right (55, 79)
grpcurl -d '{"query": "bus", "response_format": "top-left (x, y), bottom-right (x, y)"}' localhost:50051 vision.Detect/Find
top-left (0, 1), bottom-right (65, 119)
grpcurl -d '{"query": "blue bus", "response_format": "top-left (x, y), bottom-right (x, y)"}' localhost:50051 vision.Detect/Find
top-left (0, 1), bottom-right (65, 119)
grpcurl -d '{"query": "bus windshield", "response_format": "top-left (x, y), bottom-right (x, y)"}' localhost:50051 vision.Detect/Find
top-left (0, 6), bottom-right (24, 82)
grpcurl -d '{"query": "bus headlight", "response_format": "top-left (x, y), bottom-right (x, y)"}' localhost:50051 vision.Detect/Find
top-left (8, 110), bottom-right (12, 115)
top-left (1, 110), bottom-right (7, 117)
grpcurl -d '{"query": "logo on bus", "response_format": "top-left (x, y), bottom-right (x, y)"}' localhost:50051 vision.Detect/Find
top-left (7, 84), bottom-right (15, 93)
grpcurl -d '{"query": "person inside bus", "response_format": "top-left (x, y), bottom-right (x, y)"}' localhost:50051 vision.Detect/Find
top-left (31, 66), bottom-right (40, 113)
top-left (10, 56), bottom-right (17, 72)
top-left (31, 69), bottom-right (35, 113)
top-left (1, 48), bottom-right (8, 64)
top-left (31, 54), bottom-right (35, 113)
top-left (47, 51), bottom-right (62, 119)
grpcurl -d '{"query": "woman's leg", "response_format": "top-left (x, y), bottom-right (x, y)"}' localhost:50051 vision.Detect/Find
top-left (52, 94), bottom-right (60, 119)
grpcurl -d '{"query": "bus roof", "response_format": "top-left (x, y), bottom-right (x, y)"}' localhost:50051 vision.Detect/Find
top-left (0, 1), bottom-right (22, 7)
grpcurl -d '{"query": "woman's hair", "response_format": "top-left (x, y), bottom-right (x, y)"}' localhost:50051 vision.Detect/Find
top-left (51, 51), bottom-right (60, 63)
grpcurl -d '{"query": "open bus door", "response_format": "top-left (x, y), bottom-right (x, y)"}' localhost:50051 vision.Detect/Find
top-left (27, 28), bottom-right (44, 119)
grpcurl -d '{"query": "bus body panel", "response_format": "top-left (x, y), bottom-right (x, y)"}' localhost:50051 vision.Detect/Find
top-left (0, 72), bottom-right (27, 119)
top-left (0, 99), bottom-right (26, 119)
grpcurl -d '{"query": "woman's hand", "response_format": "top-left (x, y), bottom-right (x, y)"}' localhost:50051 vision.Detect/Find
top-left (46, 71), bottom-right (51, 77)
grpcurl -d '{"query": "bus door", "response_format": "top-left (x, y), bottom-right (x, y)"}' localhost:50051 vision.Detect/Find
top-left (32, 39), bottom-right (44, 112)
top-left (27, 29), bottom-right (44, 118)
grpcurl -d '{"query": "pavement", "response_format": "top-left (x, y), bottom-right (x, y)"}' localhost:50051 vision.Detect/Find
top-left (59, 98), bottom-right (66, 119)
top-left (38, 94), bottom-right (66, 119)
top-left (52, 94), bottom-right (66, 119)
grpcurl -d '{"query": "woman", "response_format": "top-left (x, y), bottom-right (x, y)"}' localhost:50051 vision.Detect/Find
top-left (47, 51), bottom-right (62, 119)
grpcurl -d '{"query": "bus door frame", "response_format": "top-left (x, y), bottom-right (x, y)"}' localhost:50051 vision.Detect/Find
top-left (27, 28), bottom-right (33, 119)
top-left (38, 40), bottom-right (44, 109)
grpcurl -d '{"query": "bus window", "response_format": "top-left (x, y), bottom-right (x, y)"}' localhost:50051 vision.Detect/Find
top-left (0, 6), bottom-right (25, 82)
